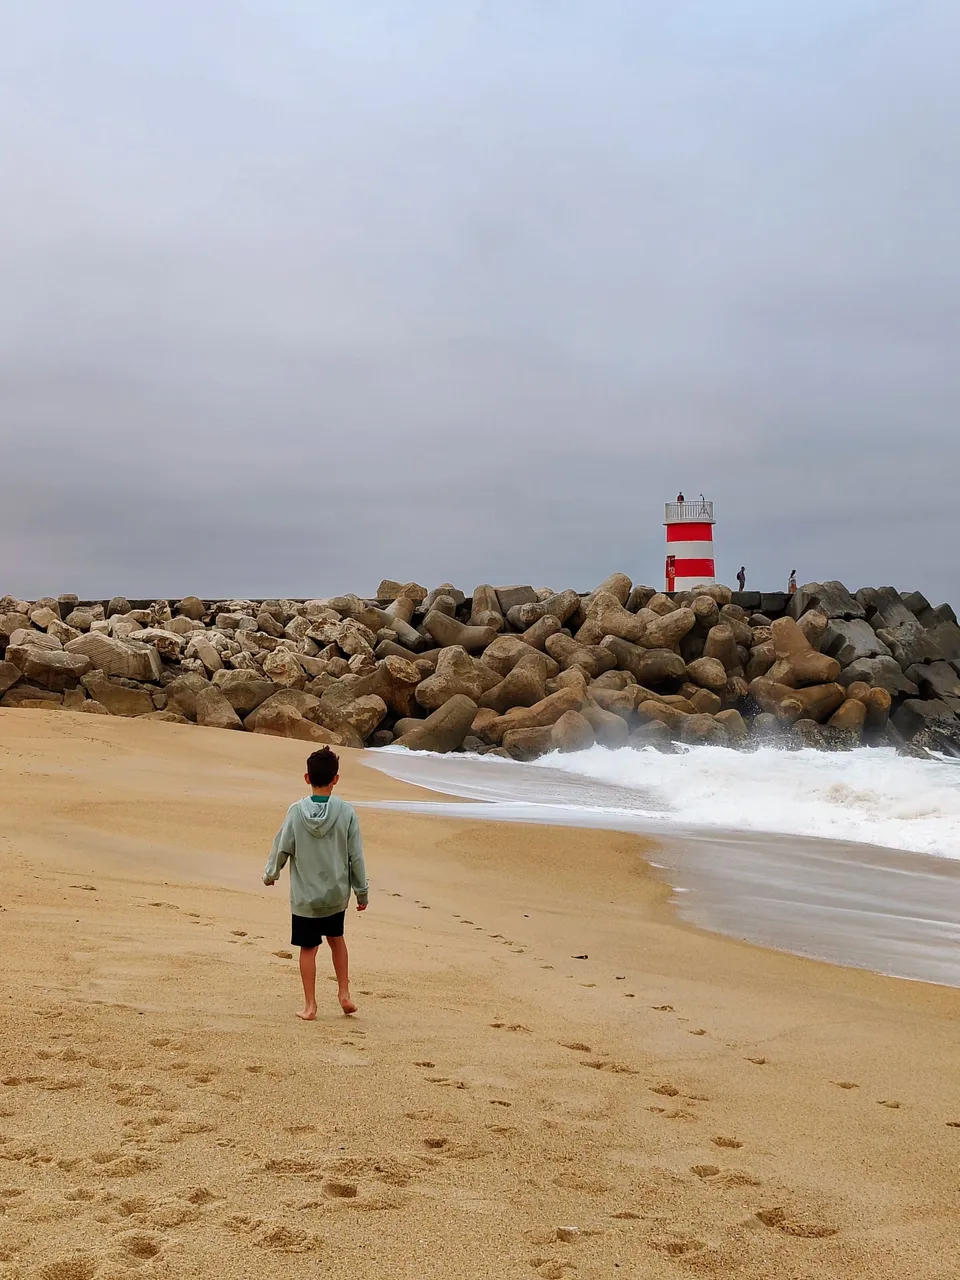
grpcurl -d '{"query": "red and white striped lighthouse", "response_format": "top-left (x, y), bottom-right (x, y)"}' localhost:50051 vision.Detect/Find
top-left (664, 496), bottom-right (715, 592)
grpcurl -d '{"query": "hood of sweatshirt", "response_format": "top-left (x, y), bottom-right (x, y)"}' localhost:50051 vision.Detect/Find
top-left (297, 794), bottom-right (345, 834)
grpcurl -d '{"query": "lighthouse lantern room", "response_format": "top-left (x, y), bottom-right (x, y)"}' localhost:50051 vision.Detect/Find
top-left (664, 497), bottom-right (716, 592)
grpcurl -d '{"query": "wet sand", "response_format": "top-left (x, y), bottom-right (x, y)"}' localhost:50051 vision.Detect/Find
top-left (1, 709), bottom-right (959, 1279)
top-left (366, 750), bottom-right (960, 986)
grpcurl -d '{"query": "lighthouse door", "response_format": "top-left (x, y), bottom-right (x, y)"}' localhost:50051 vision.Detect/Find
top-left (666, 555), bottom-right (676, 593)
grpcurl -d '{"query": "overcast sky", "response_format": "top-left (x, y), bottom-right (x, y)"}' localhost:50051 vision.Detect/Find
top-left (2, 2), bottom-right (957, 604)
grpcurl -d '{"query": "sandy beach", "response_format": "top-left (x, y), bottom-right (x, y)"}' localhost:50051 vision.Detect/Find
top-left (1, 710), bottom-right (959, 1280)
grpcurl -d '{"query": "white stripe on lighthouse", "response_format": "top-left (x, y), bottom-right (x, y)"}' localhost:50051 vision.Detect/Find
top-left (664, 540), bottom-right (714, 560)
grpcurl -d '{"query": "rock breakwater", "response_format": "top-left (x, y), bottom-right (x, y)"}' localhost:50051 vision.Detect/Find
top-left (2, 578), bottom-right (959, 758)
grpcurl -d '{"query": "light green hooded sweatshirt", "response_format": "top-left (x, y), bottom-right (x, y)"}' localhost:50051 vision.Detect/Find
top-left (262, 795), bottom-right (368, 918)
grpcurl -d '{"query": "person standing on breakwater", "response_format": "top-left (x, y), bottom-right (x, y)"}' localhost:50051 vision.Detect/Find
top-left (737, 566), bottom-right (746, 591)
top-left (263, 747), bottom-right (369, 1019)
top-left (788, 569), bottom-right (798, 595)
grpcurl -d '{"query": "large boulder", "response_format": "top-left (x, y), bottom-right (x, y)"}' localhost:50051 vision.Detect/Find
top-left (494, 585), bottom-right (538, 614)
top-left (483, 688), bottom-right (585, 745)
top-left (195, 686), bottom-right (244, 731)
top-left (544, 634), bottom-right (616, 678)
top-left (262, 649), bottom-right (306, 689)
top-left (393, 694), bottom-right (478, 753)
top-left (5, 645), bottom-right (91, 691)
top-left (164, 673), bottom-right (213, 719)
top-left (65, 632), bottom-right (161, 682)
top-left (80, 673), bottom-right (154, 717)
top-left (211, 672), bottom-right (278, 714)
top-left (322, 694), bottom-right (387, 740)
top-left (135, 627), bottom-right (185, 661)
top-left (501, 725), bottom-right (555, 761)
top-left (600, 636), bottom-right (686, 687)
top-left (416, 647), bottom-right (486, 711)
top-left (588, 573), bottom-right (632, 606)
top-left (822, 619), bottom-right (891, 666)
top-left (904, 661), bottom-right (960, 704)
top-left (0, 661), bottom-right (21, 695)
top-left (551, 711), bottom-right (596, 753)
top-left (702, 624), bottom-right (741, 674)
top-left (874, 620), bottom-right (942, 669)
top-left (790, 581), bottom-right (864, 620)
top-left (767, 617), bottom-right (841, 687)
top-left (684, 657), bottom-right (728, 693)
top-left (421, 611), bottom-right (496, 654)
top-left (892, 698), bottom-right (958, 742)
top-left (581, 700), bottom-right (630, 747)
top-left (469, 584), bottom-right (505, 631)
top-left (244, 689), bottom-right (321, 731)
top-left (247, 703), bottom-right (341, 743)
top-left (479, 657), bottom-right (546, 714)
top-left (1, 685), bottom-right (63, 708)
top-left (177, 596), bottom-right (207, 621)
top-left (838, 656), bottom-right (918, 698)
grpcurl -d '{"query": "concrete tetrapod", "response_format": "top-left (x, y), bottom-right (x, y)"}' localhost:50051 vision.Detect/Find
top-left (393, 694), bottom-right (478, 753)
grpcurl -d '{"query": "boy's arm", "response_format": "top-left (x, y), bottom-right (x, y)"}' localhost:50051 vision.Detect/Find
top-left (263, 814), bottom-right (296, 885)
top-left (347, 810), bottom-right (369, 907)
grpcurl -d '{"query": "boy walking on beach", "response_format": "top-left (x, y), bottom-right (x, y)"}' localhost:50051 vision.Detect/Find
top-left (263, 747), bottom-right (368, 1019)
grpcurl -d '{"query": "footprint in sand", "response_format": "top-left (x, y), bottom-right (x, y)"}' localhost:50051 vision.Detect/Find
top-left (652, 1004), bottom-right (674, 1012)
top-left (834, 1081), bottom-right (859, 1090)
top-left (712, 1136), bottom-right (743, 1149)
top-left (747, 1056), bottom-right (768, 1065)
top-left (690, 1164), bottom-right (720, 1178)
top-left (650, 1083), bottom-right (680, 1097)
top-left (272, 951), bottom-right (293, 960)
top-left (755, 1206), bottom-right (838, 1238)
top-left (559, 1042), bottom-right (592, 1053)
top-left (877, 1100), bottom-right (902, 1109)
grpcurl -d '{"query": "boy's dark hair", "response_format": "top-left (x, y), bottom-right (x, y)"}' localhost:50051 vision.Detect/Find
top-left (306, 747), bottom-right (340, 787)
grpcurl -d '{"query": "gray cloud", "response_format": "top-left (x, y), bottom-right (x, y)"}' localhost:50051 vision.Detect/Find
top-left (2, 1), bottom-right (958, 604)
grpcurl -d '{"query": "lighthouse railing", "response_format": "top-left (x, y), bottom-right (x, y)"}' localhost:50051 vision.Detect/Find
top-left (664, 500), bottom-right (714, 523)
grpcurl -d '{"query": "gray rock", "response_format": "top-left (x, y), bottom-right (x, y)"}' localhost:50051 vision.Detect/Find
top-left (822, 619), bottom-right (891, 666)
top-left (927, 619), bottom-right (960, 661)
top-left (874, 620), bottom-right (942, 669)
top-left (80, 674), bottom-right (154, 716)
top-left (107, 596), bottom-right (131, 618)
top-left (759, 593), bottom-right (787, 617)
top-left (869, 586), bottom-right (918, 630)
top-left (493, 585), bottom-right (538, 614)
top-left (892, 698), bottom-right (958, 741)
top-left (195, 686), bottom-right (244, 730)
top-left (5, 645), bottom-right (92, 691)
top-left (0, 661), bottom-right (21, 694)
top-left (1, 684), bottom-right (64, 708)
top-left (905, 661), bottom-right (960, 703)
top-left (838, 656), bottom-right (918, 698)
top-left (65, 632), bottom-right (162, 682)
top-left (790, 580), bottom-right (864, 620)
top-left (211, 673), bottom-right (278, 715)
top-left (901, 591), bottom-right (930, 616)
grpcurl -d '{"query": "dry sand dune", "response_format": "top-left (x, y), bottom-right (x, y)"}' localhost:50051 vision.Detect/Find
top-left (1, 709), bottom-right (959, 1279)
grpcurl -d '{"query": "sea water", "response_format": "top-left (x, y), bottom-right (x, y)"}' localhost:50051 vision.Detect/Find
top-left (362, 744), bottom-right (960, 986)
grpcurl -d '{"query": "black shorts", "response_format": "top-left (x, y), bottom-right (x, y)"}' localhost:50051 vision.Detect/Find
top-left (291, 912), bottom-right (345, 948)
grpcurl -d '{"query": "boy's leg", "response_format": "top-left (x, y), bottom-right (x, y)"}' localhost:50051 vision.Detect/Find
top-left (326, 936), bottom-right (357, 1014)
top-left (297, 946), bottom-right (319, 1021)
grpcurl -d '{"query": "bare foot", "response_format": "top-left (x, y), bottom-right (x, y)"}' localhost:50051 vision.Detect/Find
top-left (339, 992), bottom-right (358, 1015)
top-left (297, 1005), bottom-right (318, 1021)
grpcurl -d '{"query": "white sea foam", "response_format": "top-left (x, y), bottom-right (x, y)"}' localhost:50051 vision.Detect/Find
top-left (535, 744), bottom-right (960, 859)
top-left (375, 743), bottom-right (960, 860)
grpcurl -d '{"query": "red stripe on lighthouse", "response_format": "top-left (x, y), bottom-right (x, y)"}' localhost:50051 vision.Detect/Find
top-left (672, 558), bottom-right (715, 578)
top-left (666, 522), bottom-right (713, 542)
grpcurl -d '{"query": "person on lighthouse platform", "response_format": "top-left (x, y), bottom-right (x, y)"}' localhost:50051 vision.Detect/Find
top-left (676, 490), bottom-right (685, 504)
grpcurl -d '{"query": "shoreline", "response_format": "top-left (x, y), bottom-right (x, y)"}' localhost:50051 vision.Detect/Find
top-left (362, 747), bottom-right (960, 988)
top-left (2, 709), bottom-right (959, 1278)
